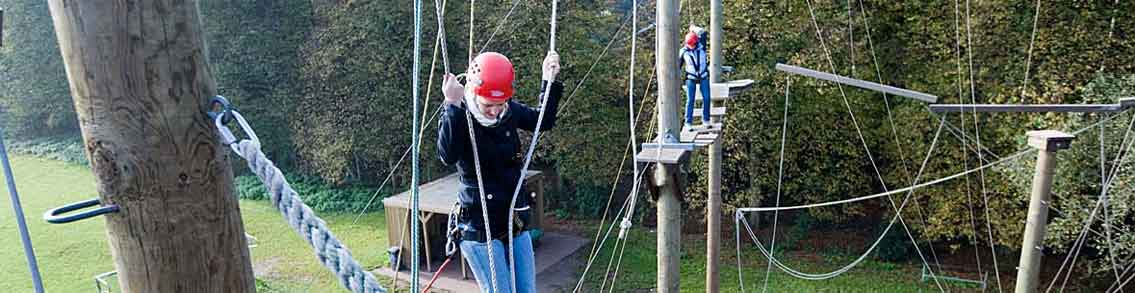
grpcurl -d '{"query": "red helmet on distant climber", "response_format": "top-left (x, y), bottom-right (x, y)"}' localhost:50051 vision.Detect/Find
top-left (685, 32), bottom-right (698, 48)
top-left (468, 52), bottom-right (515, 103)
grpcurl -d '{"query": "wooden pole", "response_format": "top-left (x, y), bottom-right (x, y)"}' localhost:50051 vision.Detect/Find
top-left (1015, 130), bottom-right (1074, 292)
top-left (46, 0), bottom-right (255, 291)
top-left (706, 0), bottom-right (724, 291)
top-left (656, 0), bottom-right (682, 292)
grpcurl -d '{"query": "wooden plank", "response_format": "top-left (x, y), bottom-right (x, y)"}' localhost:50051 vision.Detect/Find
top-left (696, 133), bottom-right (720, 141)
top-left (680, 127), bottom-right (699, 142)
top-left (691, 107), bottom-right (727, 118)
top-left (635, 148), bottom-right (689, 164)
top-left (929, 103), bottom-right (1121, 113)
top-left (688, 123), bottom-right (723, 133)
top-left (683, 83), bottom-right (730, 99)
top-left (776, 63), bottom-right (938, 103)
top-left (725, 79), bottom-right (755, 97)
top-left (642, 142), bottom-right (699, 150)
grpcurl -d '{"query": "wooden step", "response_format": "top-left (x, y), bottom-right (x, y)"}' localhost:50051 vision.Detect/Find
top-left (635, 147), bottom-right (689, 164)
top-left (691, 107), bottom-right (727, 118)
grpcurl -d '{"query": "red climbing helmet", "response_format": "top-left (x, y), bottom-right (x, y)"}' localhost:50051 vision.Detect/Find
top-left (469, 52), bottom-right (515, 103)
top-left (685, 32), bottom-right (698, 48)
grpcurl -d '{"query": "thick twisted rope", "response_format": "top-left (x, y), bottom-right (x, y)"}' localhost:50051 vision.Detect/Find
top-left (217, 110), bottom-right (386, 293)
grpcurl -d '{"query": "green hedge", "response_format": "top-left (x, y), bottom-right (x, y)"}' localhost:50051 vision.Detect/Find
top-left (235, 174), bottom-right (386, 214)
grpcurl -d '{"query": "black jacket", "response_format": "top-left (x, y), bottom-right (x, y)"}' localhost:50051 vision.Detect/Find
top-left (437, 81), bottom-right (563, 239)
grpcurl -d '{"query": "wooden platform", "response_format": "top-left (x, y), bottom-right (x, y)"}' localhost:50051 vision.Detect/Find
top-left (373, 232), bottom-right (588, 293)
top-left (635, 147), bottom-right (689, 164)
top-left (383, 171), bottom-right (544, 271)
top-left (681, 79), bottom-right (756, 102)
top-left (691, 107), bottom-right (727, 119)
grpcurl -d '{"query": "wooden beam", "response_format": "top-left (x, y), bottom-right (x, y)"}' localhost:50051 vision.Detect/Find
top-left (776, 63), bottom-right (938, 103)
top-left (724, 79), bottom-right (755, 97)
top-left (929, 98), bottom-right (1135, 113)
top-left (47, 0), bottom-right (255, 291)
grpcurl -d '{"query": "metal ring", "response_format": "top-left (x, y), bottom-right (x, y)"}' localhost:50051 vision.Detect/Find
top-left (44, 198), bottom-right (119, 224)
top-left (207, 95), bottom-right (234, 125)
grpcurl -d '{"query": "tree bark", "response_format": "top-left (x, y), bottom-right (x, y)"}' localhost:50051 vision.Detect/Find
top-left (46, 0), bottom-right (255, 291)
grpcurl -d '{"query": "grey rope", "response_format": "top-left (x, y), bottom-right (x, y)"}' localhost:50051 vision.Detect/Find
top-left (802, 0), bottom-right (944, 287)
top-left (761, 75), bottom-right (791, 292)
top-left (961, 0), bottom-right (1004, 288)
top-left (458, 0), bottom-right (501, 289)
top-left (476, 0), bottom-right (524, 55)
top-left (572, 68), bottom-right (658, 293)
top-left (1047, 114), bottom-right (1135, 292)
top-left (217, 111), bottom-right (386, 293)
top-left (410, 0), bottom-right (424, 290)
top-left (740, 117), bottom-right (946, 281)
top-left (733, 111), bottom-right (1123, 284)
top-left (1020, 0), bottom-right (1041, 99)
top-left (854, 0), bottom-right (945, 275)
top-left (947, 0), bottom-right (986, 279)
top-left (506, 1), bottom-right (559, 290)
top-left (604, 3), bottom-right (643, 290)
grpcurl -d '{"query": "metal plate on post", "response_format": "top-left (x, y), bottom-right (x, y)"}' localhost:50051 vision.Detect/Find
top-left (1026, 130), bottom-right (1075, 151)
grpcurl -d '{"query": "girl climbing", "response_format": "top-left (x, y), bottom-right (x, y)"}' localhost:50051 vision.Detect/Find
top-left (437, 51), bottom-right (563, 293)
top-left (680, 28), bottom-right (711, 128)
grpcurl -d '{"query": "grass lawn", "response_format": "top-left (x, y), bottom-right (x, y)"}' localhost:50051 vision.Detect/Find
top-left (3, 154), bottom-right (987, 292)
top-left (573, 226), bottom-right (981, 292)
top-left (0, 155), bottom-right (392, 292)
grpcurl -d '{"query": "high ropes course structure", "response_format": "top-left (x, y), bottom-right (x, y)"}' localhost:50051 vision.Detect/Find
top-left (0, 0), bottom-right (1132, 292)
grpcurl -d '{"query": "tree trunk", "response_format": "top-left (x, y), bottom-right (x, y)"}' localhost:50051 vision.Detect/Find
top-left (46, 0), bottom-right (255, 292)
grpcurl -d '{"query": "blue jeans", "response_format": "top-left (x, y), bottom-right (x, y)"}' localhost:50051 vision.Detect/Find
top-left (686, 78), bottom-right (711, 125)
top-left (460, 231), bottom-right (536, 293)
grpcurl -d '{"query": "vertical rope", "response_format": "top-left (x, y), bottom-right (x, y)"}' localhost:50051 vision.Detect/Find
top-left (1020, 0), bottom-right (1041, 98)
top-left (506, 1), bottom-right (558, 290)
top-left (949, 0), bottom-right (986, 280)
top-left (761, 75), bottom-right (790, 293)
top-left (550, 0), bottom-right (558, 50)
top-left (802, 0), bottom-right (944, 289)
top-left (604, 2), bottom-right (640, 291)
top-left (410, 0), bottom-right (423, 290)
top-left (854, 0), bottom-right (947, 275)
top-left (962, 0), bottom-right (1004, 289)
top-left (460, 0), bottom-right (501, 289)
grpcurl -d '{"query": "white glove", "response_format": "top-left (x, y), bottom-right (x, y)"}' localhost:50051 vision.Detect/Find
top-left (542, 51), bottom-right (561, 81)
top-left (442, 73), bottom-right (464, 106)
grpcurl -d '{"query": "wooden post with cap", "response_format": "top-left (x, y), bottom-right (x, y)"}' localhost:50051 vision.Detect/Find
top-left (46, 0), bottom-right (255, 291)
top-left (1015, 130), bottom-right (1074, 293)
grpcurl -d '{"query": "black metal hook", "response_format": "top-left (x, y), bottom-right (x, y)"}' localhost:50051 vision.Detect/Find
top-left (44, 198), bottom-right (119, 224)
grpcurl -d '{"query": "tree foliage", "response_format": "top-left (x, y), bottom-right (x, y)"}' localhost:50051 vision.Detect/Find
top-left (0, 0), bottom-right (75, 138)
top-left (1, 0), bottom-right (1133, 275)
